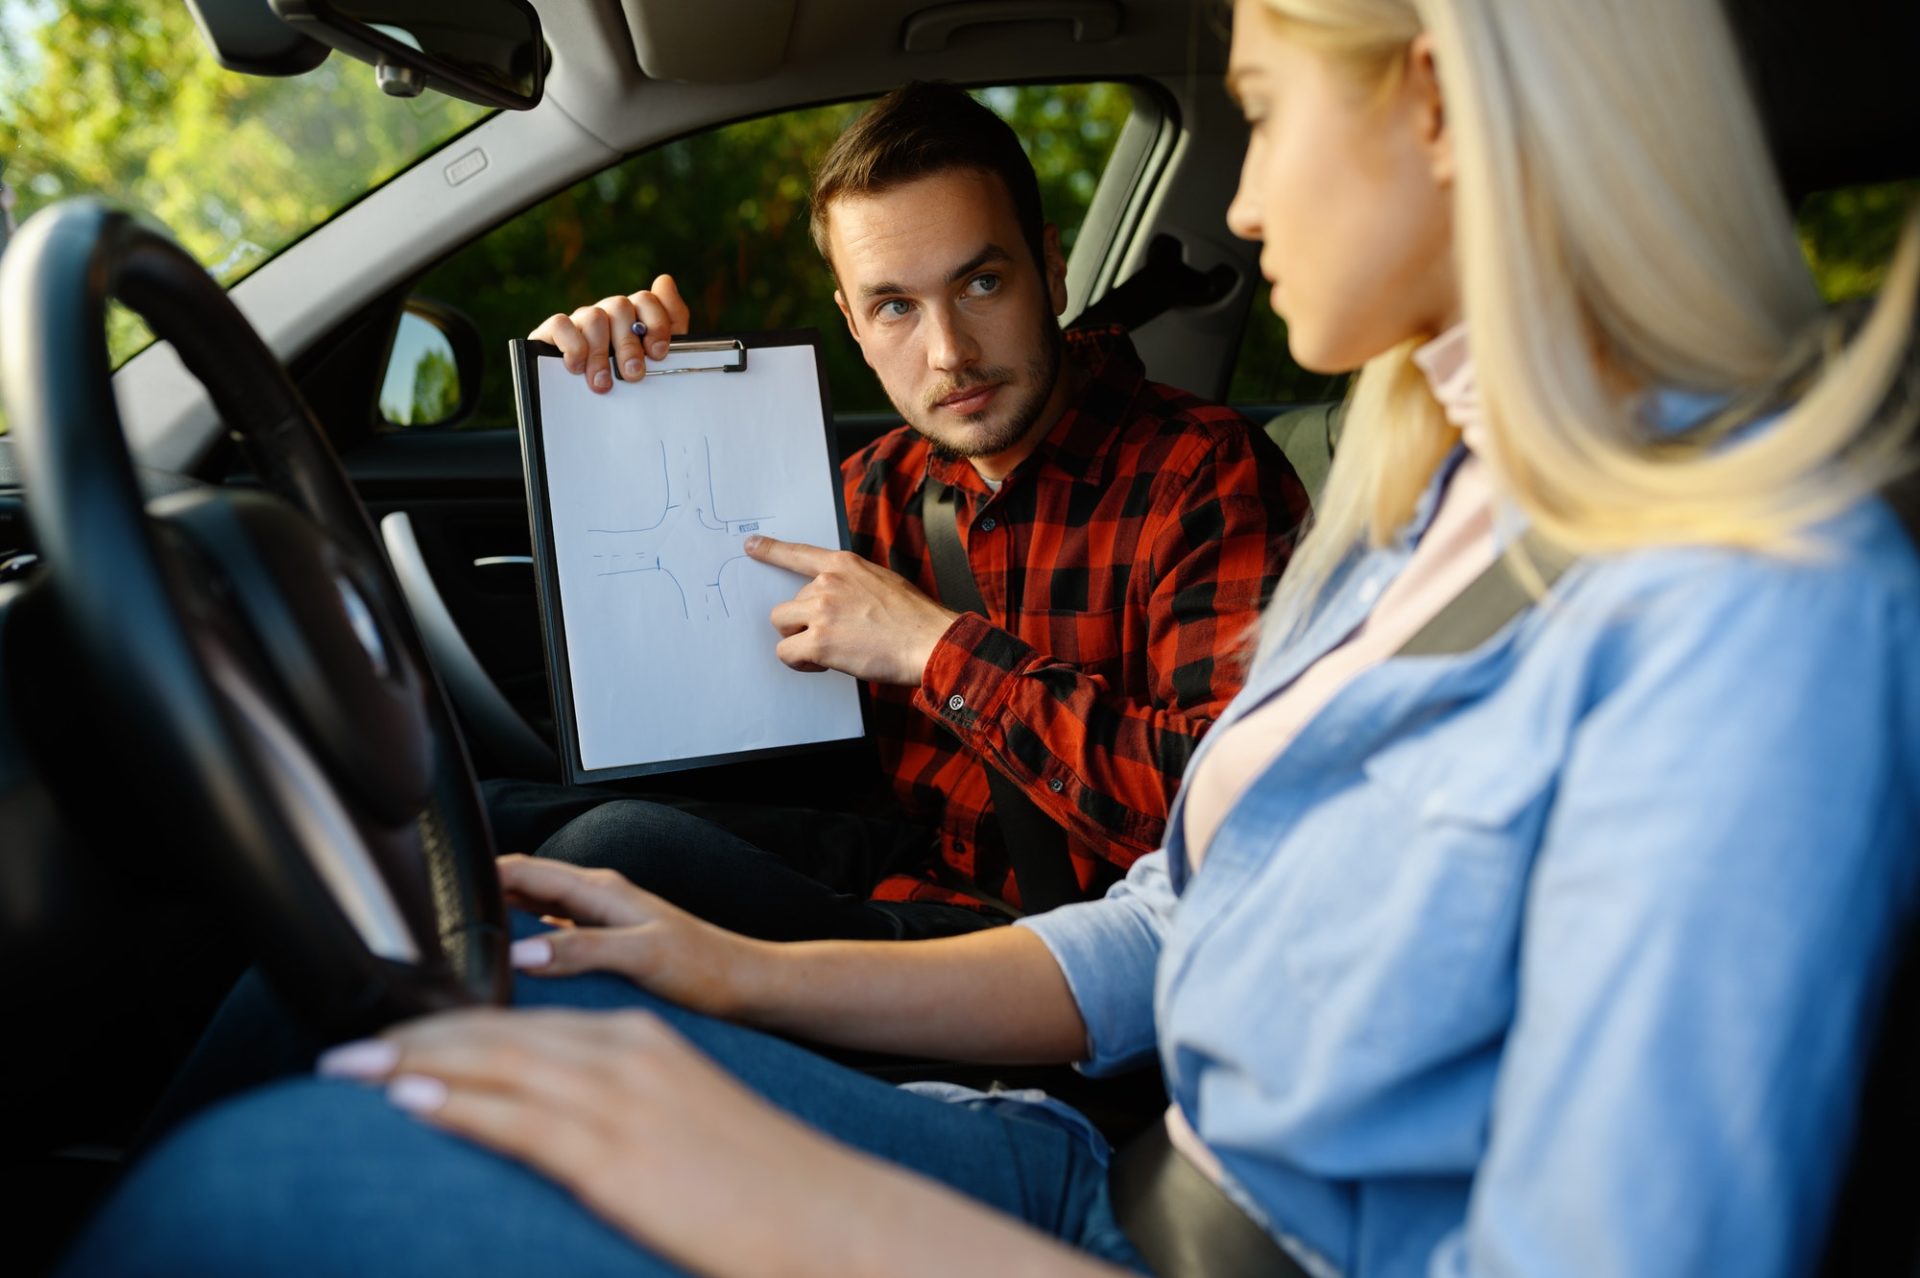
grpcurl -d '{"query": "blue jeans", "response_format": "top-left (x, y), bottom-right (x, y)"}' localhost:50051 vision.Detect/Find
top-left (60, 918), bottom-right (1148, 1276)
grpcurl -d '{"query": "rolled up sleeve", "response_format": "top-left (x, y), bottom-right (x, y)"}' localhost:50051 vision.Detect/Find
top-left (1017, 848), bottom-right (1178, 1074)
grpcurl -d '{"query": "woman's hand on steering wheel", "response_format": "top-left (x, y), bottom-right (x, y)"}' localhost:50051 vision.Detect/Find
top-left (500, 856), bottom-right (765, 1019)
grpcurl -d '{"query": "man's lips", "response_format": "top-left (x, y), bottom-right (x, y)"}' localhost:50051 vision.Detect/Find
top-left (934, 383), bottom-right (1003, 415)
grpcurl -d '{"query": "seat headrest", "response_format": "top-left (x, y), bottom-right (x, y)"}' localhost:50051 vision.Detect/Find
top-left (1726, 0), bottom-right (1920, 201)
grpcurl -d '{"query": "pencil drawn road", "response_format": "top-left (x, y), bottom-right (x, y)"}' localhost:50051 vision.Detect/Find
top-left (586, 437), bottom-right (775, 621)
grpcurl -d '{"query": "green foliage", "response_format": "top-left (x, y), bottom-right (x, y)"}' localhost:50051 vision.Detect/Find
top-left (0, 0), bottom-right (487, 372)
top-left (385, 346), bottom-right (460, 426)
top-left (413, 83), bottom-right (1136, 429)
top-left (1799, 180), bottom-right (1920, 302)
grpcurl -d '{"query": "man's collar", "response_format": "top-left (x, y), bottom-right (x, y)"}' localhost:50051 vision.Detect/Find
top-left (922, 325), bottom-right (1143, 496)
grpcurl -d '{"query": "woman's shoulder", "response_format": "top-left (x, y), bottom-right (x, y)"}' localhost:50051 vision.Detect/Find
top-left (1530, 494), bottom-right (1920, 735)
top-left (1563, 493), bottom-right (1920, 632)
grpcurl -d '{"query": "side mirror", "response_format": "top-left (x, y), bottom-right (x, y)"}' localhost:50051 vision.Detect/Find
top-left (270, 0), bottom-right (544, 110)
top-left (380, 298), bottom-right (483, 429)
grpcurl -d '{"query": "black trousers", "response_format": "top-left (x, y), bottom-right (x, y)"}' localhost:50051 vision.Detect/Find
top-left (482, 779), bottom-right (1010, 942)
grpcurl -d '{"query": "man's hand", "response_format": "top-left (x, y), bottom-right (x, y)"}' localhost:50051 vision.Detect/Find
top-left (749, 534), bottom-right (960, 686)
top-left (527, 274), bottom-right (691, 390)
top-left (498, 855), bottom-right (764, 1019)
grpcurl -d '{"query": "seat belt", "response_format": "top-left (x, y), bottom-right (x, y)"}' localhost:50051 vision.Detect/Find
top-left (922, 479), bottom-right (1089, 915)
top-left (1112, 531), bottom-right (1580, 1276)
top-left (1395, 530), bottom-right (1579, 658)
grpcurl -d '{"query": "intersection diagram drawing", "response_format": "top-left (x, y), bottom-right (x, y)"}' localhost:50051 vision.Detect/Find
top-left (528, 340), bottom-right (864, 775)
top-left (586, 437), bottom-right (777, 622)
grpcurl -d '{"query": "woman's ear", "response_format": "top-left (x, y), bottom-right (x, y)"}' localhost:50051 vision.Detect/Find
top-left (1407, 32), bottom-right (1454, 186)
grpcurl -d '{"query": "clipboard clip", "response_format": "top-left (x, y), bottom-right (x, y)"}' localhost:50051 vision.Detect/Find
top-left (629, 338), bottom-right (748, 378)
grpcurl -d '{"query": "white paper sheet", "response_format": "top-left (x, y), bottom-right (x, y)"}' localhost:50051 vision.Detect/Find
top-left (533, 345), bottom-right (864, 772)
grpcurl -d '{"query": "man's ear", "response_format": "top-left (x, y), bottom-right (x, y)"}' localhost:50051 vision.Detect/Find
top-left (1043, 223), bottom-right (1068, 316)
top-left (833, 288), bottom-right (875, 368)
top-left (1408, 32), bottom-right (1453, 186)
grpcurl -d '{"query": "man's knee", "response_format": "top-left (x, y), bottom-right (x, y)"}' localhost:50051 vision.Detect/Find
top-left (538, 800), bottom-right (744, 883)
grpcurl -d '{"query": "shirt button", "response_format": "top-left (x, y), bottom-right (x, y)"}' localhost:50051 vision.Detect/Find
top-left (947, 694), bottom-right (966, 712)
top-left (1048, 778), bottom-right (1065, 793)
top-left (978, 517), bottom-right (997, 532)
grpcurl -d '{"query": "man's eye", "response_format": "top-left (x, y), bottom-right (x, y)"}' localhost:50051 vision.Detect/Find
top-left (877, 299), bottom-right (912, 319)
top-left (965, 274), bottom-right (1000, 296)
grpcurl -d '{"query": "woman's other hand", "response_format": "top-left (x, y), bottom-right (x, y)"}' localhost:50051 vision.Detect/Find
top-left (499, 854), bottom-right (762, 1018)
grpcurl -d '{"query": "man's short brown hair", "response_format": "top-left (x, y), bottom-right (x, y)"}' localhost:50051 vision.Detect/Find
top-left (808, 82), bottom-right (1048, 278)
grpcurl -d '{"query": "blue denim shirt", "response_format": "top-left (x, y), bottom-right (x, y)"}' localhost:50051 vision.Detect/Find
top-left (1020, 450), bottom-right (1920, 1278)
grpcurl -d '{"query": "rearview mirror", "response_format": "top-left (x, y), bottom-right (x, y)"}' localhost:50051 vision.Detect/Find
top-left (269, 0), bottom-right (544, 110)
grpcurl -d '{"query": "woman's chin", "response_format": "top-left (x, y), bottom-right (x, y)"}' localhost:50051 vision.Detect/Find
top-left (1283, 329), bottom-right (1351, 377)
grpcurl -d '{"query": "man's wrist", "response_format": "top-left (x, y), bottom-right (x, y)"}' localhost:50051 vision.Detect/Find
top-left (906, 609), bottom-right (966, 686)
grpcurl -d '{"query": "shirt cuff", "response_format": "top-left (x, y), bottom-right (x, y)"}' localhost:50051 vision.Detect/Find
top-left (915, 611), bottom-right (1037, 744)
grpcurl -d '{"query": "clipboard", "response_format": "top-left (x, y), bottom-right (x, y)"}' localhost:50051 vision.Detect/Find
top-left (511, 330), bottom-right (867, 784)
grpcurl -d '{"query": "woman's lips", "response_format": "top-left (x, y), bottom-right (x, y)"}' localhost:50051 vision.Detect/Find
top-left (937, 383), bottom-right (1002, 415)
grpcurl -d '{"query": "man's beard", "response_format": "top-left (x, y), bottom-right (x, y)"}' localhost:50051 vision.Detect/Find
top-left (901, 312), bottom-right (1067, 462)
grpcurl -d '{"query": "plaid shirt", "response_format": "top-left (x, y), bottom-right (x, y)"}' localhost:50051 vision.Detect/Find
top-left (845, 327), bottom-right (1309, 909)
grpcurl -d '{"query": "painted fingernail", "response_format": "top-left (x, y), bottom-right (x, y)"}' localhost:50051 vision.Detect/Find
top-left (592, 369), bottom-right (611, 390)
top-left (623, 358), bottom-right (643, 378)
top-left (510, 937), bottom-right (553, 969)
top-left (630, 320), bottom-right (648, 339)
top-left (387, 1074), bottom-right (449, 1115)
top-left (317, 1038), bottom-right (399, 1080)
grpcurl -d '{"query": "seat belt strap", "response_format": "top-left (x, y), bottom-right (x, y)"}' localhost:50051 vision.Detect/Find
top-left (922, 479), bottom-right (1087, 915)
top-left (1110, 1121), bottom-right (1312, 1278)
top-left (1394, 531), bottom-right (1579, 659)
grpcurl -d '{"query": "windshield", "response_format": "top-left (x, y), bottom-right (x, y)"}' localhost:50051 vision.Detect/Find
top-left (0, 0), bottom-right (490, 371)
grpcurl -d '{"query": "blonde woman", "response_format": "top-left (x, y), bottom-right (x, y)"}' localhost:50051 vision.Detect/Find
top-left (63, 1), bottom-right (1920, 1276)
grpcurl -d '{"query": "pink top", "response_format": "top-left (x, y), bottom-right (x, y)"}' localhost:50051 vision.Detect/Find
top-left (1166, 323), bottom-right (1500, 1188)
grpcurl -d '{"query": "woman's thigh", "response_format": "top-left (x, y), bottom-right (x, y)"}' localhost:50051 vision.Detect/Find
top-left (73, 964), bottom-right (1145, 1276)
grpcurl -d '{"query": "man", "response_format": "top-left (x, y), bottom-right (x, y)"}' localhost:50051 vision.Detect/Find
top-left (501, 81), bottom-right (1307, 940)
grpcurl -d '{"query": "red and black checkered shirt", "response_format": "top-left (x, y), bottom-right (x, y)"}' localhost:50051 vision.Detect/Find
top-left (844, 327), bottom-right (1309, 909)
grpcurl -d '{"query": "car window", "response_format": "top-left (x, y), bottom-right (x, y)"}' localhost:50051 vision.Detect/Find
top-left (398, 83), bottom-right (1136, 432)
top-left (0, 0), bottom-right (490, 375)
top-left (1225, 176), bottom-right (1920, 412)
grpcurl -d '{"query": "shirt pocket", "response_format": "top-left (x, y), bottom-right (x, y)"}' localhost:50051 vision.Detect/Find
top-left (1272, 733), bottom-right (1560, 1054)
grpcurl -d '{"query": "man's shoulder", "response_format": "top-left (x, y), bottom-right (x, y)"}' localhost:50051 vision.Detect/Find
top-left (1099, 374), bottom-right (1286, 487)
top-left (841, 422), bottom-right (926, 496)
top-left (1065, 326), bottom-right (1277, 483)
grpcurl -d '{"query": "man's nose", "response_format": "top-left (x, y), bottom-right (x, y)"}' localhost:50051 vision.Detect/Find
top-left (924, 305), bottom-right (981, 374)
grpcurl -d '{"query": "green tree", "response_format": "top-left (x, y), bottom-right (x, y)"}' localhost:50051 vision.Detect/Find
top-left (387, 346), bottom-right (460, 426)
top-left (0, 0), bottom-right (485, 367)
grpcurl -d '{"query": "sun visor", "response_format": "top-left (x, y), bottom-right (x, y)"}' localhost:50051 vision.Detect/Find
top-left (623, 0), bottom-right (797, 83)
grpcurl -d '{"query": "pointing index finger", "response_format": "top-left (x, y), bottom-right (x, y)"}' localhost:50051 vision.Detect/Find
top-left (744, 535), bottom-right (837, 577)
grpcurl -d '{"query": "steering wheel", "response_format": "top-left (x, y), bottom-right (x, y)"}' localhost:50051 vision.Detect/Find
top-left (0, 200), bottom-right (508, 1034)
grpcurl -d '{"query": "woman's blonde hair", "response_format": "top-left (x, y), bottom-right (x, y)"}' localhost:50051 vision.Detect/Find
top-left (1255, 0), bottom-right (1920, 643)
